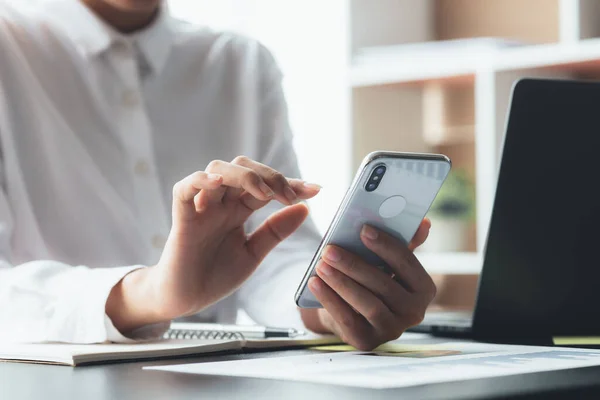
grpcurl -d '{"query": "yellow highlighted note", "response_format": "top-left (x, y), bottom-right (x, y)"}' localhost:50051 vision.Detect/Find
top-left (553, 337), bottom-right (600, 346)
top-left (310, 343), bottom-right (461, 358)
top-left (311, 343), bottom-right (443, 353)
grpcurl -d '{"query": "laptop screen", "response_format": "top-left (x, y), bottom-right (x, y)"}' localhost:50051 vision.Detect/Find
top-left (474, 79), bottom-right (600, 339)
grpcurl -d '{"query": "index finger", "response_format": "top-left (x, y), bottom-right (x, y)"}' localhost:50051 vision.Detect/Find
top-left (288, 178), bottom-right (321, 200)
top-left (232, 156), bottom-right (309, 205)
top-left (206, 160), bottom-right (274, 202)
top-left (232, 157), bottom-right (322, 204)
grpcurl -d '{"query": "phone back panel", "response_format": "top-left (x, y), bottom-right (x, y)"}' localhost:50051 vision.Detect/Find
top-left (295, 152), bottom-right (451, 308)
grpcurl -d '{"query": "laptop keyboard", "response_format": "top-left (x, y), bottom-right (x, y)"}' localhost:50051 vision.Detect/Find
top-left (421, 311), bottom-right (473, 327)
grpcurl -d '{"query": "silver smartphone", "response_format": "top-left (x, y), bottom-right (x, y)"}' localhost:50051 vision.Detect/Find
top-left (294, 151), bottom-right (451, 308)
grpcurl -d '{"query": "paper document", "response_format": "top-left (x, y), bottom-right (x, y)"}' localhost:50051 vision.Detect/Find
top-left (146, 342), bottom-right (600, 389)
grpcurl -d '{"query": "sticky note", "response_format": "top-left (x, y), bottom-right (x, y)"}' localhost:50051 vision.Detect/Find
top-left (311, 343), bottom-right (446, 353)
top-left (553, 337), bottom-right (600, 346)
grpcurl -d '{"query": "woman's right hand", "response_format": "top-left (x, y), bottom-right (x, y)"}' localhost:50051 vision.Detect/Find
top-left (106, 156), bottom-right (321, 334)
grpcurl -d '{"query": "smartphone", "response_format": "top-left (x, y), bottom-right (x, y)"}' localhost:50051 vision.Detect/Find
top-left (294, 151), bottom-right (451, 308)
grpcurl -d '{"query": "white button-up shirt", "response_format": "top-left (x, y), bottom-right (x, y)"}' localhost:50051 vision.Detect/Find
top-left (0, 0), bottom-right (321, 343)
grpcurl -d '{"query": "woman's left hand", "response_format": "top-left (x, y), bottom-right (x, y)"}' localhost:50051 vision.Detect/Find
top-left (299, 218), bottom-right (436, 350)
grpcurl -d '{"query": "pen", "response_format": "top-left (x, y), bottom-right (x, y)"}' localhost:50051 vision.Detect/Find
top-left (229, 325), bottom-right (305, 339)
top-left (167, 322), bottom-right (306, 339)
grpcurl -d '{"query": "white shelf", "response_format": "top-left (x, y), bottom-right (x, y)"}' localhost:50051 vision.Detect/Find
top-left (494, 37), bottom-right (600, 71)
top-left (350, 37), bottom-right (600, 88)
top-left (415, 252), bottom-right (483, 274)
top-left (350, 58), bottom-right (476, 87)
top-left (350, 38), bottom-right (524, 87)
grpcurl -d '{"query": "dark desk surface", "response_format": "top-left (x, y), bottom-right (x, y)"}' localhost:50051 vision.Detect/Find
top-left (2, 348), bottom-right (600, 400)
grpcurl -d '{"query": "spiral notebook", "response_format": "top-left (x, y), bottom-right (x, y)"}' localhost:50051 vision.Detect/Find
top-left (0, 324), bottom-right (339, 366)
top-left (164, 323), bottom-right (250, 340)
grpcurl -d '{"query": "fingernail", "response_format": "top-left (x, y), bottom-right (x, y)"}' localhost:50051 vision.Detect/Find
top-left (207, 173), bottom-right (222, 181)
top-left (259, 182), bottom-right (274, 198)
top-left (317, 263), bottom-right (333, 277)
top-left (361, 225), bottom-right (379, 240)
top-left (303, 182), bottom-right (322, 190)
top-left (323, 247), bottom-right (341, 262)
top-left (284, 186), bottom-right (298, 203)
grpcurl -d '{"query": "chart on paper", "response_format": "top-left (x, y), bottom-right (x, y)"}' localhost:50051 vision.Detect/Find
top-left (319, 349), bottom-right (600, 388)
top-left (146, 343), bottom-right (600, 389)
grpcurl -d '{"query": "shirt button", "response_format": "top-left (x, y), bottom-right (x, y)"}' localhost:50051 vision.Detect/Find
top-left (152, 235), bottom-right (167, 250)
top-left (113, 41), bottom-right (129, 54)
top-left (122, 90), bottom-right (139, 108)
top-left (134, 160), bottom-right (149, 176)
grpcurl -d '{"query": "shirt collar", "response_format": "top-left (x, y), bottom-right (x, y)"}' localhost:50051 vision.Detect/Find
top-left (132, 8), bottom-right (174, 75)
top-left (45, 0), bottom-right (174, 75)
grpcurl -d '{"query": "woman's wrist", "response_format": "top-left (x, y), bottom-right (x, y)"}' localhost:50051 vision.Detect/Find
top-left (105, 266), bottom-right (169, 335)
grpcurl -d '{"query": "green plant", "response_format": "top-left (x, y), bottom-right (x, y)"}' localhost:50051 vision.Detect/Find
top-left (429, 169), bottom-right (475, 221)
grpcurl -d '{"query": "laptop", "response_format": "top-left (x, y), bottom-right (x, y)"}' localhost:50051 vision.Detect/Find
top-left (409, 78), bottom-right (600, 343)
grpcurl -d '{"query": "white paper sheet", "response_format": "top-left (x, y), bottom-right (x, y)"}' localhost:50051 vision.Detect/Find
top-left (145, 342), bottom-right (600, 389)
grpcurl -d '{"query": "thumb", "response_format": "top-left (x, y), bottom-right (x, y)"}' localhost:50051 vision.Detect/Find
top-left (408, 217), bottom-right (431, 251)
top-left (245, 203), bottom-right (309, 263)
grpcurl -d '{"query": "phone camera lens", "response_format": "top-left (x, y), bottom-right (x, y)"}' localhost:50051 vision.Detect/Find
top-left (366, 164), bottom-right (386, 192)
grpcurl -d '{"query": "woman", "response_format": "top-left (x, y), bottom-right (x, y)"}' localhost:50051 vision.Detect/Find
top-left (0, 0), bottom-right (435, 350)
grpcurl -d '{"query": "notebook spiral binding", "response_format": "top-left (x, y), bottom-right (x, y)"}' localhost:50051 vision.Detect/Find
top-left (163, 329), bottom-right (245, 340)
